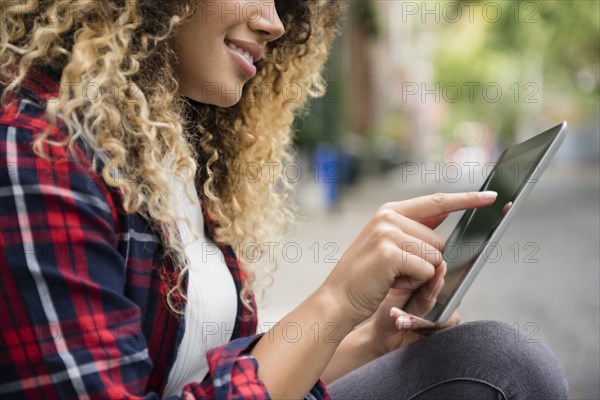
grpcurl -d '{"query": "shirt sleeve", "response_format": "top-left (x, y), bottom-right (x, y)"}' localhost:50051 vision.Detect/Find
top-left (0, 123), bottom-right (160, 399)
top-left (174, 334), bottom-right (330, 400)
top-left (0, 121), bottom-right (330, 399)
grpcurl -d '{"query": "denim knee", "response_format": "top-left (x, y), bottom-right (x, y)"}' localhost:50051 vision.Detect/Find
top-left (437, 320), bottom-right (569, 399)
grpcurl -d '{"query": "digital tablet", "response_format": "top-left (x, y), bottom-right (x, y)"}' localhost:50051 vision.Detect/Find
top-left (409, 121), bottom-right (567, 326)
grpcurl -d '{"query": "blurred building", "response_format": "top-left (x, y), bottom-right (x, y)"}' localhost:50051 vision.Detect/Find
top-left (340, 1), bottom-right (448, 162)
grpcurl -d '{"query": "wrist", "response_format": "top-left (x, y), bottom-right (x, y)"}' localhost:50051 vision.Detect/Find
top-left (320, 320), bottom-right (382, 385)
top-left (312, 285), bottom-right (356, 339)
top-left (360, 320), bottom-right (388, 358)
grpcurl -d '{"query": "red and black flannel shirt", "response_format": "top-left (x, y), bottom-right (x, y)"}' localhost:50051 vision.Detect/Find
top-left (0, 68), bottom-right (329, 399)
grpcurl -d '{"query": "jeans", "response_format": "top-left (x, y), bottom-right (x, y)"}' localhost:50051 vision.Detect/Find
top-left (327, 320), bottom-right (569, 399)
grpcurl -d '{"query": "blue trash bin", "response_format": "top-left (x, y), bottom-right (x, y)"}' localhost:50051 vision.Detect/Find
top-left (313, 144), bottom-right (339, 211)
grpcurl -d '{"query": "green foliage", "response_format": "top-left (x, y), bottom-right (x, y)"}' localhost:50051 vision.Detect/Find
top-left (435, 0), bottom-right (600, 141)
top-left (353, 0), bottom-right (382, 38)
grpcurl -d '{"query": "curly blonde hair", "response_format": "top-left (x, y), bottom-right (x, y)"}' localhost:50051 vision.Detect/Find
top-left (0, 0), bottom-right (343, 315)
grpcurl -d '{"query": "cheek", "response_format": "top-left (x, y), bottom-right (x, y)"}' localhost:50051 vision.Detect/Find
top-left (172, 23), bottom-right (245, 106)
top-left (174, 39), bottom-right (215, 97)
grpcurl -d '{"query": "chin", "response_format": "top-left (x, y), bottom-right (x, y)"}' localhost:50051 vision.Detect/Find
top-left (182, 84), bottom-right (244, 108)
top-left (214, 92), bottom-right (243, 108)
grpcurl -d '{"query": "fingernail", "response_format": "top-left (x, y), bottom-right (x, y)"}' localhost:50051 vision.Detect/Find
top-left (396, 316), bottom-right (413, 329)
top-left (479, 191), bottom-right (497, 200)
top-left (390, 307), bottom-right (401, 317)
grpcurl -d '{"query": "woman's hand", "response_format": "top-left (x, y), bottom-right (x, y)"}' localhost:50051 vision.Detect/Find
top-left (319, 191), bottom-right (497, 385)
top-left (318, 191), bottom-right (497, 329)
top-left (368, 260), bottom-right (450, 354)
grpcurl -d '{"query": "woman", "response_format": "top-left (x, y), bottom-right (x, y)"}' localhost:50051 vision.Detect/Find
top-left (0, 1), bottom-right (569, 399)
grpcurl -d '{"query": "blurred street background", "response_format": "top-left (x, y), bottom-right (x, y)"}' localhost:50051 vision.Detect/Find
top-left (255, 1), bottom-right (599, 398)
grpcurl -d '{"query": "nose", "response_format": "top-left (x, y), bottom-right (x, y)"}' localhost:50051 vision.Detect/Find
top-left (248, 1), bottom-right (285, 42)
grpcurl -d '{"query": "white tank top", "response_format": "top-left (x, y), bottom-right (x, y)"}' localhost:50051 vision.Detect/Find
top-left (162, 175), bottom-right (238, 397)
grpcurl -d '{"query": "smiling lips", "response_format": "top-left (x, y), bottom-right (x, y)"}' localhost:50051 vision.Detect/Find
top-left (226, 40), bottom-right (253, 64)
top-left (224, 38), bottom-right (262, 78)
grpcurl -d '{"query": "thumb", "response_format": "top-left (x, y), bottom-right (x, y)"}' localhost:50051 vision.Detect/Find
top-left (390, 307), bottom-right (436, 331)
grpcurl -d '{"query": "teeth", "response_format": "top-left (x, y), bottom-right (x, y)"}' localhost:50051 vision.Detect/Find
top-left (226, 40), bottom-right (253, 64)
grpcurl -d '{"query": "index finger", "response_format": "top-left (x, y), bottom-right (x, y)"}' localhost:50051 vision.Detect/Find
top-left (388, 191), bottom-right (497, 221)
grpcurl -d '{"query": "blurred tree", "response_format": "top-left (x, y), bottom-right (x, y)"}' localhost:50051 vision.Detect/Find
top-left (293, 35), bottom-right (344, 150)
top-left (353, 0), bottom-right (382, 38)
top-left (294, 1), bottom-right (381, 150)
top-left (434, 0), bottom-right (600, 143)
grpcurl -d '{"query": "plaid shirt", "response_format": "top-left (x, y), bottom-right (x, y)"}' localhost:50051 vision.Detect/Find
top-left (0, 69), bottom-right (329, 399)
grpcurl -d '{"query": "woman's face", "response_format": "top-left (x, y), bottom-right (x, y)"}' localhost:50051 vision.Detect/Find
top-left (173, 1), bottom-right (285, 107)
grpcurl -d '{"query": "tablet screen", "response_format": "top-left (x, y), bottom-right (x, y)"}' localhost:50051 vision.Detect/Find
top-left (423, 124), bottom-right (563, 320)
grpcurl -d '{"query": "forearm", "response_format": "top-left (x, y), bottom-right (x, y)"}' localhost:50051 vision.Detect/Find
top-left (250, 288), bottom-right (355, 399)
top-left (320, 321), bottom-right (382, 385)
top-left (322, 314), bottom-right (429, 384)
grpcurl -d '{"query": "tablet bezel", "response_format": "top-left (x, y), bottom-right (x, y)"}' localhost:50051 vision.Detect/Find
top-left (410, 121), bottom-right (567, 326)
